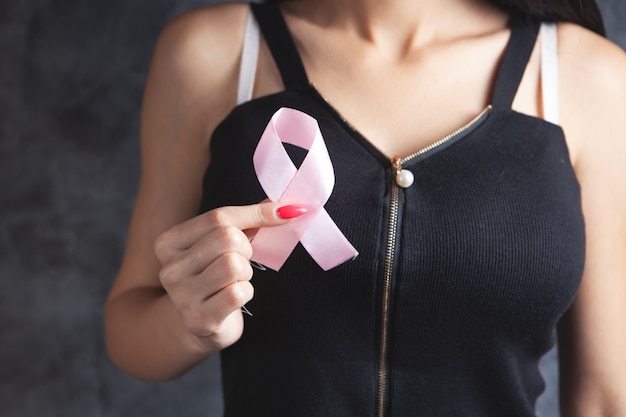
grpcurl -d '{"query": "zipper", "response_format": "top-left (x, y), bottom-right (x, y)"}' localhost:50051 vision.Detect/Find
top-left (310, 84), bottom-right (491, 417)
top-left (376, 105), bottom-right (492, 417)
top-left (396, 105), bottom-right (492, 166)
top-left (377, 177), bottom-right (399, 417)
top-left (310, 84), bottom-right (491, 167)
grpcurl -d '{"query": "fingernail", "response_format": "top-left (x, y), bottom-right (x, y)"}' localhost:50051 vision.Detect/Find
top-left (276, 204), bottom-right (308, 219)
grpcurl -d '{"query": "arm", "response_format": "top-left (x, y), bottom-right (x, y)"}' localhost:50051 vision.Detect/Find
top-left (557, 23), bottom-right (626, 416)
top-left (104, 4), bottom-right (288, 381)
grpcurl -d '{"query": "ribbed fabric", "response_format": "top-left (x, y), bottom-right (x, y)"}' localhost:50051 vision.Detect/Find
top-left (200, 3), bottom-right (585, 416)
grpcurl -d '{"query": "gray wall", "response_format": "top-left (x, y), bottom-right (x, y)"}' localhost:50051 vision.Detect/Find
top-left (1, 1), bottom-right (624, 416)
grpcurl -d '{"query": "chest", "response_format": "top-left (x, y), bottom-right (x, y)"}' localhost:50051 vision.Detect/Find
top-left (205, 93), bottom-right (584, 324)
top-left (256, 25), bottom-right (541, 159)
top-left (206, 93), bottom-right (585, 415)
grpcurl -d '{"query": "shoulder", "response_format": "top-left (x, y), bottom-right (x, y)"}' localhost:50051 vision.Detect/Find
top-left (151, 2), bottom-right (249, 86)
top-left (147, 2), bottom-right (251, 110)
top-left (556, 22), bottom-right (626, 111)
top-left (156, 3), bottom-right (249, 61)
top-left (555, 22), bottom-right (626, 167)
top-left (141, 2), bottom-right (251, 150)
top-left (557, 22), bottom-right (626, 94)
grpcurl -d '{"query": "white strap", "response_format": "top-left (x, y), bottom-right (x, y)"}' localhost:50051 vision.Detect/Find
top-left (540, 22), bottom-right (559, 125)
top-left (237, 8), bottom-right (260, 105)
top-left (240, 16), bottom-right (559, 122)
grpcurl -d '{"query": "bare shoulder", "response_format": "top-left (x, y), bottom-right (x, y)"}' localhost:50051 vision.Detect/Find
top-left (155, 2), bottom-right (248, 70)
top-left (557, 22), bottom-right (626, 167)
top-left (558, 22), bottom-right (626, 72)
top-left (146, 2), bottom-right (250, 130)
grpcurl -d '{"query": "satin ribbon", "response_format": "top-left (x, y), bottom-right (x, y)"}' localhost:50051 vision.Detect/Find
top-left (250, 107), bottom-right (359, 271)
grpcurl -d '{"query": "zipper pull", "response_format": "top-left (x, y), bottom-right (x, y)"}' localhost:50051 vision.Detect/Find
top-left (391, 155), bottom-right (414, 188)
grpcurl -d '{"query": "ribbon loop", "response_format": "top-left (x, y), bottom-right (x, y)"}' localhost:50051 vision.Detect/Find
top-left (251, 107), bottom-right (359, 271)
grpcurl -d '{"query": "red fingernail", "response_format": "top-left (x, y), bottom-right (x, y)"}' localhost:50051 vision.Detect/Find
top-left (276, 204), bottom-right (308, 219)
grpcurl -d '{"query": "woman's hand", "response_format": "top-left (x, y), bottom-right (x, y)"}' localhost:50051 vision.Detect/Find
top-left (153, 202), bottom-right (307, 353)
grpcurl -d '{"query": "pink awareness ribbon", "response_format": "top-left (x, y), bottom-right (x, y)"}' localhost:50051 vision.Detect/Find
top-left (250, 107), bottom-right (359, 271)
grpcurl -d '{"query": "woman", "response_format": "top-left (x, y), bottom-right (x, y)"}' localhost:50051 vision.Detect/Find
top-left (105, 0), bottom-right (626, 415)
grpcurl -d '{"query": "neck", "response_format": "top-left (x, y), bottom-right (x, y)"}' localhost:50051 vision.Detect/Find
top-left (283, 0), bottom-right (508, 49)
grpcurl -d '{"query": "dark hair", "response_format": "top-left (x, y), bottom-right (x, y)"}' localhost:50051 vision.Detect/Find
top-left (488, 0), bottom-right (606, 35)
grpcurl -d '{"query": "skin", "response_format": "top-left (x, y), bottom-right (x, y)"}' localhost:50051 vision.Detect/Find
top-left (104, 0), bottom-right (626, 413)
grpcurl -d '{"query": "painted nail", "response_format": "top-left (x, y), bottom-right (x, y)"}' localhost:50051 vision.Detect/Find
top-left (276, 204), bottom-right (308, 219)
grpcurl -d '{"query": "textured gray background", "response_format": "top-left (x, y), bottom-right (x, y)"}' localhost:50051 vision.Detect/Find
top-left (1, 1), bottom-right (624, 416)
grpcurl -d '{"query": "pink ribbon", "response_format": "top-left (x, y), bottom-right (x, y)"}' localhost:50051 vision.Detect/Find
top-left (250, 107), bottom-right (359, 271)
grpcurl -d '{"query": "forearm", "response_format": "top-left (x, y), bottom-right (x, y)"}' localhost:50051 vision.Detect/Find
top-left (104, 286), bottom-right (214, 381)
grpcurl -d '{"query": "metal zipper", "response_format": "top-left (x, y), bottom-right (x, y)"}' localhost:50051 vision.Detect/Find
top-left (377, 178), bottom-right (399, 417)
top-left (376, 105), bottom-right (492, 417)
top-left (311, 84), bottom-right (491, 166)
top-left (310, 85), bottom-right (491, 417)
top-left (397, 105), bottom-right (492, 166)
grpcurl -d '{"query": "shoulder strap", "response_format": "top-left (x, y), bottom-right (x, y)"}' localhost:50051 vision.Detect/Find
top-left (540, 22), bottom-right (559, 125)
top-left (491, 17), bottom-right (541, 109)
top-left (237, 6), bottom-right (261, 105)
top-left (250, 2), bottom-right (310, 90)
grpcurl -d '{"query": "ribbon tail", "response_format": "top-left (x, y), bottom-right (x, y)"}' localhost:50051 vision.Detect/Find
top-left (299, 209), bottom-right (359, 271)
top-left (250, 224), bottom-right (301, 272)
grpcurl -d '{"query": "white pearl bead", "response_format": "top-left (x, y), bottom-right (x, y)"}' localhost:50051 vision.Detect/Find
top-left (396, 169), bottom-right (414, 188)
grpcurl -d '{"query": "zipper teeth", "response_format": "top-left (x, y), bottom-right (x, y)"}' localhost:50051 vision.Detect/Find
top-left (377, 182), bottom-right (399, 417)
top-left (311, 84), bottom-right (492, 165)
top-left (376, 106), bottom-right (492, 417)
top-left (311, 84), bottom-right (492, 417)
top-left (401, 104), bottom-right (492, 164)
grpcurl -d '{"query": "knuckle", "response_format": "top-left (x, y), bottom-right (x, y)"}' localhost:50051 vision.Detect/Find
top-left (206, 208), bottom-right (229, 227)
top-left (249, 204), bottom-right (271, 225)
top-left (225, 281), bottom-right (254, 307)
top-left (220, 252), bottom-right (252, 279)
top-left (217, 225), bottom-right (245, 250)
top-left (153, 230), bottom-right (172, 261)
top-left (255, 203), bottom-right (273, 226)
top-left (158, 259), bottom-right (181, 288)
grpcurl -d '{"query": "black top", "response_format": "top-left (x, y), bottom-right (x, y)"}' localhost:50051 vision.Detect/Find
top-left (200, 3), bottom-right (585, 416)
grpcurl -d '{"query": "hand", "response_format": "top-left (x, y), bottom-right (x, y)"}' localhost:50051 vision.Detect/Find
top-left (154, 202), bottom-right (307, 353)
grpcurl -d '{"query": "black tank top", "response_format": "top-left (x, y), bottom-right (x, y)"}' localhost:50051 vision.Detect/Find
top-left (200, 3), bottom-right (585, 416)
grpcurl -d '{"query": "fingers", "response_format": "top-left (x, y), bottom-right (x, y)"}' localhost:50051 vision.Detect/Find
top-left (172, 280), bottom-right (254, 344)
top-left (155, 202), bottom-right (306, 256)
top-left (168, 257), bottom-right (254, 337)
top-left (159, 225), bottom-right (253, 282)
top-left (199, 280), bottom-right (254, 335)
top-left (152, 201), bottom-right (308, 348)
top-left (161, 251), bottom-right (253, 308)
top-left (185, 282), bottom-right (253, 350)
top-left (162, 253), bottom-right (254, 338)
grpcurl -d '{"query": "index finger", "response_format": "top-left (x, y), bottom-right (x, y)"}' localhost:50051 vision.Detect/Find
top-left (166, 202), bottom-right (306, 251)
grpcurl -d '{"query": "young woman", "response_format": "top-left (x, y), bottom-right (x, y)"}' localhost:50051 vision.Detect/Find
top-left (105, 0), bottom-right (626, 415)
